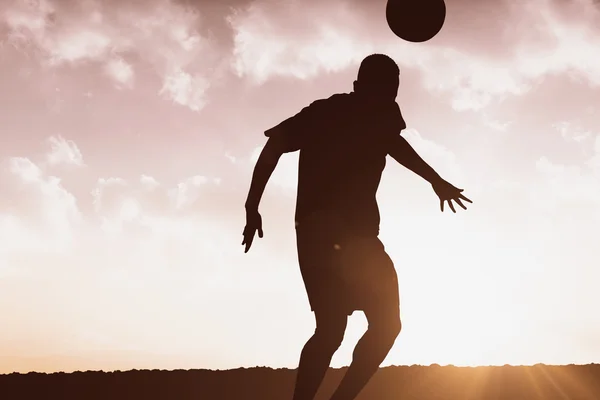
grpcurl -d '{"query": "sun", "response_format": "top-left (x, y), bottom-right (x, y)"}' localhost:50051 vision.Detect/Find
top-left (376, 209), bottom-right (542, 367)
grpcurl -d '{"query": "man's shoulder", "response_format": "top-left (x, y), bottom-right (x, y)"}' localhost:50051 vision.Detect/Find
top-left (313, 93), bottom-right (406, 132)
top-left (308, 92), bottom-right (353, 110)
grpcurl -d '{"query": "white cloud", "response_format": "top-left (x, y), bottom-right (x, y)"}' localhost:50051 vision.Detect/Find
top-left (82, 174), bottom-right (236, 282)
top-left (482, 114), bottom-right (513, 132)
top-left (159, 68), bottom-right (210, 111)
top-left (401, 128), bottom-right (463, 182)
top-left (168, 175), bottom-right (210, 209)
top-left (105, 58), bottom-right (134, 88)
top-left (91, 174), bottom-right (223, 222)
top-left (589, 135), bottom-right (600, 171)
top-left (227, 0), bottom-right (600, 111)
top-left (11, 0), bottom-right (599, 113)
top-left (227, 0), bottom-right (373, 84)
top-left (46, 135), bottom-right (85, 167)
top-left (552, 121), bottom-right (600, 173)
top-left (2, 0), bottom-right (219, 111)
top-left (225, 153), bottom-right (237, 164)
top-left (553, 121), bottom-right (593, 143)
top-left (249, 146), bottom-right (261, 163)
top-left (0, 159), bottom-right (262, 365)
top-left (9, 156), bottom-right (42, 181)
top-left (48, 30), bottom-right (112, 65)
top-left (3, 1), bottom-right (112, 64)
top-left (1, 157), bottom-right (82, 254)
top-left (3, 0), bottom-right (55, 39)
top-left (0, 161), bottom-right (233, 277)
top-left (534, 145), bottom-right (600, 219)
top-left (248, 146), bottom-right (298, 194)
top-left (140, 174), bottom-right (160, 190)
top-left (91, 177), bottom-right (128, 214)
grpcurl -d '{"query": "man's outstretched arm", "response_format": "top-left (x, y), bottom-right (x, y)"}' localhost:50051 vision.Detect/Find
top-left (245, 136), bottom-right (286, 211)
top-left (243, 98), bottom-right (323, 251)
top-left (242, 136), bottom-right (287, 252)
top-left (387, 134), bottom-right (443, 185)
top-left (388, 134), bottom-right (472, 212)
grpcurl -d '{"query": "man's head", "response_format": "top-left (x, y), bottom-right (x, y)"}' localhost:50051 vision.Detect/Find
top-left (353, 54), bottom-right (400, 102)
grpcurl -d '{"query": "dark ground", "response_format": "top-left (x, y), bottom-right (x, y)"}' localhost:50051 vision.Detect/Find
top-left (2, 364), bottom-right (600, 400)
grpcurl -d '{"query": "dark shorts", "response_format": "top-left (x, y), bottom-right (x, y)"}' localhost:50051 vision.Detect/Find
top-left (295, 213), bottom-right (400, 316)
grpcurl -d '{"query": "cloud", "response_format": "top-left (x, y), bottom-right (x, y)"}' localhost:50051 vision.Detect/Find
top-left (1, 156), bottom-right (82, 254)
top-left (482, 114), bottom-right (513, 132)
top-left (227, 0), bottom-right (600, 111)
top-left (393, 0), bottom-right (600, 110)
top-left (227, 0), bottom-right (374, 84)
top-left (89, 172), bottom-right (229, 234)
top-left (46, 135), bottom-right (85, 167)
top-left (553, 121), bottom-right (593, 143)
top-left (0, 155), bottom-right (254, 361)
top-left (140, 174), bottom-right (160, 190)
top-left (534, 133), bottom-right (600, 220)
top-left (3, 0), bottom-right (109, 63)
top-left (248, 145), bottom-right (298, 194)
top-left (225, 153), bottom-right (237, 164)
top-left (0, 144), bottom-right (238, 280)
top-left (401, 128), bottom-right (463, 182)
top-left (2, 0), bottom-right (221, 111)
top-left (159, 68), bottom-right (211, 111)
top-left (589, 134), bottom-right (600, 171)
top-left (104, 57), bottom-right (134, 88)
top-left (169, 175), bottom-right (215, 209)
top-left (91, 177), bottom-right (129, 215)
top-left (5, 0), bottom-right (600, 114)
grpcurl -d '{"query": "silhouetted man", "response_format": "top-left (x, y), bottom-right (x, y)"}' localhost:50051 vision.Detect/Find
top-left (243, 54), bottom-right (471, 400)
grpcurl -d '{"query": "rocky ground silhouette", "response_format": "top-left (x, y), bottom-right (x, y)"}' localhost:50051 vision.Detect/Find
top-left (2, 364), bottom-right (600, 399)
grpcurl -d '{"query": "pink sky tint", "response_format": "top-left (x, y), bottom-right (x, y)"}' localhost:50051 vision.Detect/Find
top-left (1, 0), bottom-right (600, 373)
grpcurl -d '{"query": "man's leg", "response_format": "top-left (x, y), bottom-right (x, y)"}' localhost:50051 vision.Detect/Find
top-left (328, 306), bottom-right (401, 400)
top-left (328, 240), bottom-right (402, 400)
top-left (292, 308), bottom-right (348, 400)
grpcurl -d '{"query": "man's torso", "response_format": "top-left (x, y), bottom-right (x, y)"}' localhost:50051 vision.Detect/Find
top-left (293, 92), bottom-right (405, 236)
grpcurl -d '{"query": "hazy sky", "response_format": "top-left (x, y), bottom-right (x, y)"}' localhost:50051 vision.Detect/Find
top-left (1, 0), bottom-right (599, 373)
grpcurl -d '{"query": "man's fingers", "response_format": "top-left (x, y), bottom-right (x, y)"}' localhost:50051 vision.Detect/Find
top-left (448, 200), bottom-right (456, 213)
top-left (258, 226), bottom-right (264, 238)
top-left (456, 198), bottom-right (467, 210)
top-left (242, 229), bottom-right (255, 252)
top-left (459, 194), bottom-right (473, 203)
top-left (440, 199), bottom-right (444, 212)
top-left (244, 236), bottom-right (254, 253)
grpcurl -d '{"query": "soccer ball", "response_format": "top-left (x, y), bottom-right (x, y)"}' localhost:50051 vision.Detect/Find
top-left (386, 0), bottom-right (447, 43)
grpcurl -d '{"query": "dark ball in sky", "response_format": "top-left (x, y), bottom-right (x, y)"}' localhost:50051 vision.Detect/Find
top-left (386, 0), bottom-right (447, 43)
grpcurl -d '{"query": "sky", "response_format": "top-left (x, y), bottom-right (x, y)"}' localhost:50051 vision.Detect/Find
top-left (1, 0), bottom-right (599, 373)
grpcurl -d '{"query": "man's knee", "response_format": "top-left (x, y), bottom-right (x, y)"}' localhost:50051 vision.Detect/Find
top-left (366, 309), bottom-right (401, 343)
top-left (314, 325), bottom-right (345, 351)
top-left (388, 316), bottom-right (402, 339)
top-left (313, 311), bottom-right (347, 351)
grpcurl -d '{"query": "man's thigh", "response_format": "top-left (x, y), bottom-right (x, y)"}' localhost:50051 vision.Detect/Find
top-left (295, 225), bottom-right (351, 314)
top-left (295, 216), bottom-right (399, 315)
top-left (338, 237), bottom-right (400, 315)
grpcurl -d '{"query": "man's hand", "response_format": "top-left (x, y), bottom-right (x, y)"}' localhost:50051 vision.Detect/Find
top-left (432, 179), bottom-right (473, 213)
top-left (242, 209), bottom-right (263, 253)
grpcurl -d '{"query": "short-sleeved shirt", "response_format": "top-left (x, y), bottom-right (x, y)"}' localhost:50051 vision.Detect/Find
top-left (265, 92), bottom-right (406, 237)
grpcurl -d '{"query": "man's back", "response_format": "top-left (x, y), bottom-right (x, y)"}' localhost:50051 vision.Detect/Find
top-left (266, 92), bottom-right (406, 236)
